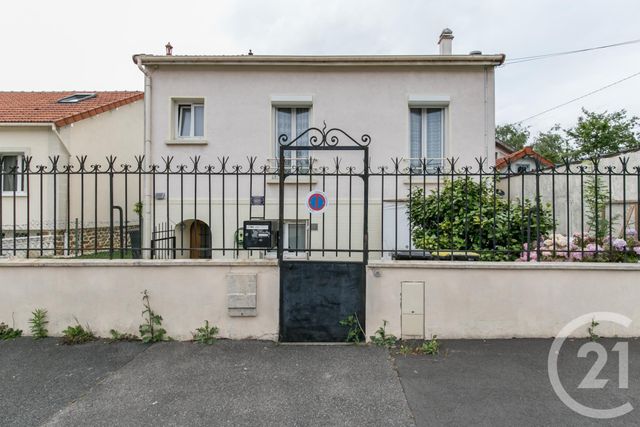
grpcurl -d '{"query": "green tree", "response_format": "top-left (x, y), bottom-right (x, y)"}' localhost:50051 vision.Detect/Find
top-left (408, 179), bottom-right (554, 260)
top-left (496, 123), bottom-right (530, 151)
top-left (531, 124), bottom-right (572, 164)
top-left (567, 109), bottom-right (640, 159)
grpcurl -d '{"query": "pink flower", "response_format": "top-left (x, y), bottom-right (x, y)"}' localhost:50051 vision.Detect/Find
top-left (634, 246), bottom-right (640, 256)
top-left (612, 238), bottom-right (627, 252)
top-left (584, 243), bottom-right (603, 257)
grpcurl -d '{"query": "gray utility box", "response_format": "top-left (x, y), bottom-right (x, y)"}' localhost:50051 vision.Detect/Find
top-left (243, 220), bottom-right (279, 250)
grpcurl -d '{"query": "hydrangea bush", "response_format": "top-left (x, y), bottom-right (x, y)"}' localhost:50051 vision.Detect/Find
top-left (518, 228), bottom-right (640, 262)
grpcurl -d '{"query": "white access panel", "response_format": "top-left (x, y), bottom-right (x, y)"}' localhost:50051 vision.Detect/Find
top-left (401, 281), bottom-right (425, 339)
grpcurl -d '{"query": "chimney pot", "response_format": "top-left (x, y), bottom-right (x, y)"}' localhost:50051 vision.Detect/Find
top-left (438, 28), bottom-right (454, 55)
top-left (165, 42), bottom-right (173, 56)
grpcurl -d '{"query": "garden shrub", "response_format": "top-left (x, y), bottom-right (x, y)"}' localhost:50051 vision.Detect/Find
top-left (408, 178), bottom-right (554, 260)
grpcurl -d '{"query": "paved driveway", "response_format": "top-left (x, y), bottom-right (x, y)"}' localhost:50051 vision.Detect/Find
top-left (1, 338), bottom-right (638, 426)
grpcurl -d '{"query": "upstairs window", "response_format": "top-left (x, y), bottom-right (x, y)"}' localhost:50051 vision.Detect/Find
top-left (177, 103), bottom-right (204, 138)
top-left (409, 108), bottom-right (444, 171)
top-left (1, 154), bottom-right (25, 193)
top-left (275, 107), bottom-right (310, 172)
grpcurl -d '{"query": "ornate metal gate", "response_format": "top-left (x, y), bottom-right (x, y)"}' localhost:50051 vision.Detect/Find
top-left (278, 123), bottom-right (369, 342)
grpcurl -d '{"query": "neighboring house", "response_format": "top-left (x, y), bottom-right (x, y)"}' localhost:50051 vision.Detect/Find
top-left (495, 138), bottom-right (515, 160)
top-left (495, 146), bottom-right (554, 173)
top-left (133, 29), bottom-right (505, 258)
top-left (0, 91), bottom-right (143, 255)
top-left (497, 147), bottom-right (640, 238)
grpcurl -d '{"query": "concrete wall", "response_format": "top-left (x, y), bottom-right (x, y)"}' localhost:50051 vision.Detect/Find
top-left (0, 260), bottom-right (279, 340)
top-left (367, 261), bottom-right (640, 339)
top-left (5, 258), bottom-right (637, 341)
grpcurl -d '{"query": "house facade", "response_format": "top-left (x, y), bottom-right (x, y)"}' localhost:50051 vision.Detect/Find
top-left (133, 29), bottom-right (504, 259)
top-left (0, 91), bottom-right (143, 255)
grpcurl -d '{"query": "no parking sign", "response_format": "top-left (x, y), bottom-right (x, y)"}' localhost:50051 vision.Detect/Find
top-left (305, 191), bottom-right (329, 214)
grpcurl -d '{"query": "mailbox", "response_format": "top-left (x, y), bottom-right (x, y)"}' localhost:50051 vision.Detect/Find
top-left (243, 220), bottom-right (279, 250)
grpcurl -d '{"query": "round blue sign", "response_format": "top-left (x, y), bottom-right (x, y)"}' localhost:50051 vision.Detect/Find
top-left (305, 191), bottom-right (329, 214)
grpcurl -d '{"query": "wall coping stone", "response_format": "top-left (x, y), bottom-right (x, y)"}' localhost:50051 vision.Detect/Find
top-left (368, 260), bottom-right (640, 271)
top-left (0, 258), bottom-right (278, 268)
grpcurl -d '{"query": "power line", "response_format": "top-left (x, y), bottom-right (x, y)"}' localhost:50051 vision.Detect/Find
top-left (504, 38), bottom-right (640, 65)
top-left (516, 70), bottom-right (640, 124)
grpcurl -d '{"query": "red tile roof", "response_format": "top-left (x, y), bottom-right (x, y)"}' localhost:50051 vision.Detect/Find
top-left (495, 146), bottom-right (554, 170)
top-left (0, 91), bottom-right (143, 127)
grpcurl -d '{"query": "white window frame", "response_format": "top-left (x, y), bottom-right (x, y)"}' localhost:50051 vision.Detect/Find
top-left (1, 153), bottom-right (25, 195)
top-left (175, 102), bottom-right (205, 139)
top-left (273, 107), bottom-right (311, 172)
top-left (409, 107), bottom-right (445, 169)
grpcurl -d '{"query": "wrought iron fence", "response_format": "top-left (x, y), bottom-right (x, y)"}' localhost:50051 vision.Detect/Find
top-left (1, 153), bottom-right (639, 262)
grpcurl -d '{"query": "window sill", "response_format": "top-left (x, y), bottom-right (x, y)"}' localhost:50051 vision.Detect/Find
top-left (402, 176), bottom-right (444, 185)
top-left (165, 139), bottom-right (208, 146)
top-left (1, 192), bottom-right (27, 198)
top-left (267, 176), bottom-right (318, 185)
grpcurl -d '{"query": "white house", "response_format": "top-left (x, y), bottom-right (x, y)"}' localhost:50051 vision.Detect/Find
top-left (0, 91), bottom-right (143, 256)
top-left (133, 29), bottom-right (505, 259)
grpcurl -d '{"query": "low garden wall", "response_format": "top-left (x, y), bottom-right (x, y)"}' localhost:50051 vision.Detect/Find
top-left (367, 261), bottom-right (640, 340)
top-left (0, 259), bottom-right (279, 341)
top-left (2, 259), bottom-right (639, 341)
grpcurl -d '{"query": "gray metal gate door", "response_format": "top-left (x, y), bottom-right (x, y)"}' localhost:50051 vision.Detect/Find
top-left (278, 124), bottom-right (369, 342)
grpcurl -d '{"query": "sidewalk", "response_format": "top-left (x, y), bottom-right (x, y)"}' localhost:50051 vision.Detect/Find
top-left (1, 338), bottom-right (638, 426)
top-left (0, 339), bottom-right (413, 426)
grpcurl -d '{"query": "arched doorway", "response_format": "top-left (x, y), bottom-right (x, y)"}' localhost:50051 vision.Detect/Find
top-left (189, 220), bottom-right (211, 259)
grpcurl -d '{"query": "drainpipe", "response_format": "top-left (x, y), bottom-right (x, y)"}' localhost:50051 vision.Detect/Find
top-left (136, 56), bottom-right (153, 259)
top-left (51, 124), bottom-right (72, 252)
top-left (483, 66), bottom-right (489, 162)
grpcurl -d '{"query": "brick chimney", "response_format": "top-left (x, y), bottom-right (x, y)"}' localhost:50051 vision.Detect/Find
top-left (438, 28), bottom-right (454, 55)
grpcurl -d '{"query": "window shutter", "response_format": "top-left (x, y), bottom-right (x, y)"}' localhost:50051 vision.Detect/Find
top-left (409, 109), bottom-right (422, 169)
top-left (426, 109), bottom-right (443, 168)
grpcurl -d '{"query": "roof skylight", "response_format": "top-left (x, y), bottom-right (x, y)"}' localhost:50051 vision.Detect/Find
top-left (57, 93), bottom-right (96, 104)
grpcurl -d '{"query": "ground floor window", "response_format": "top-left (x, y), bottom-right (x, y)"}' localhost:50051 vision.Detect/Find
top-left (283, 221), bottom-right (307, 252)
top-left (1, 154), bottom-right (25, 193)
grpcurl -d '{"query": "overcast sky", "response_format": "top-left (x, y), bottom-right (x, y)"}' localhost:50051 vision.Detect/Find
top-left (2, 0), bottom-right (639, 136)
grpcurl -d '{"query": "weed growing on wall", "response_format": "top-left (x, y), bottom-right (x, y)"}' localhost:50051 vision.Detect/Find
top-left (418, 335), bottom-right (440, 355)
top-left (339, 313), bottom-right (365, 343)
top-left (29, 309), bottom-right (48, 339)
top-left (0, 322), bottom-right (22, 340)
top-left (109, 329), bottom-right (140, 342)
top-left (62, 319), bottom-right (97, 345)
top-left (370, 320), bottom-right (398, 348)
top-left (193, 320), bottom-right (219, 345)
top-left (398, 344), bottom-right (412, 356)
top-left (139, 290), bottom-right (167, 343)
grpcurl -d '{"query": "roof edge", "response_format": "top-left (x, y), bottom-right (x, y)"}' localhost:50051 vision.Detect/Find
top-left (132, 53), bottom-right (506, 67)
top-left (53, 93), bottom-right (144, 127)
